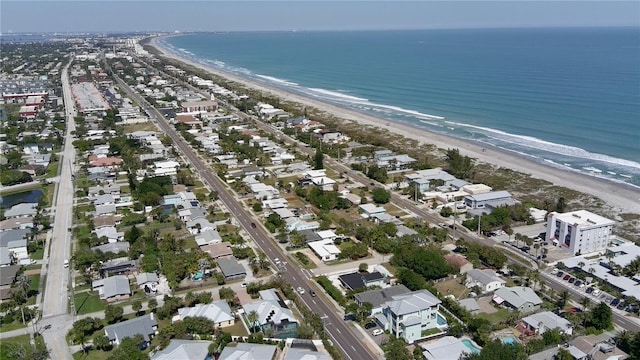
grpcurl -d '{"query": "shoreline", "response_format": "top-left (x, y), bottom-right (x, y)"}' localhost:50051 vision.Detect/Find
top-left (149, 36), bottom-right (640, 215)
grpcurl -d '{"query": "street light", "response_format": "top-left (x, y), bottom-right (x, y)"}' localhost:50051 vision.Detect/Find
top-left (321, 314), bottom-right (329, 338)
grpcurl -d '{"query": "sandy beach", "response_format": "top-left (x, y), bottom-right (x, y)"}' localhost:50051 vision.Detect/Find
top-left (149, 36), bottom-right (640, 215)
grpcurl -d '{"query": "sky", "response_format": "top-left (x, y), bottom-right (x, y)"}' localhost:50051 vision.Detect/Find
top-left (1, 1), bottom-right (639, 33)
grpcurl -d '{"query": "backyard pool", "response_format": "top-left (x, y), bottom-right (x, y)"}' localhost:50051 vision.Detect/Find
top-left (437, 313), bottom-right (447, 326)
top-left (461, 339), bottom-right (481, 354)
top-left (502, 336), bottom-right (517, 345)
top-left (192, 271), bottom-right (204, 280)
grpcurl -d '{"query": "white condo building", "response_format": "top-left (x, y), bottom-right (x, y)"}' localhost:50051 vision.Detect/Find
top-left (546, 210), bottom-right (615, 255)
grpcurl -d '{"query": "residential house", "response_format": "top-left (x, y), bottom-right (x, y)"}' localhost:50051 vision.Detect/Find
top-left (377, 154), bottom-right (416, 171)
top-left (100, 258), bottom-right (137, 277)
top-left (0, 248), bottom-right (14, 266)
top-left (151, 340), bottom-right (211, 360)
top-left (464, 191), bottom-right (515, 210)
top-left (380, 289), bottom-right (444, 343)
top-left (283, 347), bottom-right (331, 360)
top-left (242, 289), bottom-right (298, 338)
top-left (217, 256), bottom-right (246, 281)
top-left (201, 242), bottom-right (233, 259)
top-left (396, 225), bottom-right (419, 238)
top-left (421, 336), bottom-right (476, 360)
top-left (567, 334), bottom-right (629, 360)
top-left (104, 313), bottom-right (158, 346)
top-left (308, 240), bottom-right (341, 262)
top-left (91, 242), bottom-right (130, 255)
top-left (457, 298), bottom-right (480, 314)
top-left (0, 216), bottom-right (33, 231)
top-left (493, 286), bottom-right (542, 314)
top-left (354, 285), bottom-right (412, 315)
top-left (135, 272), bottom-right (159, 292)
top-left (0, 265), bottom-right (20, 303)
top-left (285, 218), bottom-right (320, 232)
top-left (444, 254), bottom-right (473, 274)
top-left (93, 215), bottom-right (117, 229)
top-left (94, 204), bottom-right (117, 216)
top-left (339, 271), bottom-right (386, 292)
top-left (219, 343), bottom-right (277, 360)
top-left (3, 203), bottom-right (38, 218)
top-left (465, 269), bottom-right (506, 293)
top-left (93, 226), bottom-right (124, 243)
top-left (194, 229), bottom-right (222, 246)
top-left (92, 275), bottom-right (131, 302)
top-left (177, 300), bottom-right (235, 327)
top-left (188, 219), bottom-right (217, 237)
top-left (519, 311), bottom-right (573, 336)
top-left (358, 204), bottom-right (386, 218)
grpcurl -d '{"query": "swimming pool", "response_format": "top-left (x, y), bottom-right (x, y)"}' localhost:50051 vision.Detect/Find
top-left (461, 339), bottom-right (481, 354)
top-left (436, 313), bottom-right (447, 326)
top-left (502, 336), bottom-right (516, 345)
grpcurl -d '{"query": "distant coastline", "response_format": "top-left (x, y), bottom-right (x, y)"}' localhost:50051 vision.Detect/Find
top-left (148, 35), bottom-right (640, 215)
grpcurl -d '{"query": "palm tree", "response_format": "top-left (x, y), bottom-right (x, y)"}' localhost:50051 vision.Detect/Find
top-left (530, 270), bottom-right (541, 291)
top-left (246, 310), bottom-right (259, 333)
top-left (559, 290), bottom-right (570, 309)
top-left (579, 296), bottom-right (591, 311)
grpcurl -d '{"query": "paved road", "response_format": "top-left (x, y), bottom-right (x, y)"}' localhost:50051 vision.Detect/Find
top-left (114, 74), bottom-right (381, 360)
top-left (39, 59), bottom-right (77, 360)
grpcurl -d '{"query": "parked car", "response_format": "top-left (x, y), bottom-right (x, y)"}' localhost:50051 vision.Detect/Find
top-left (551, 268), bottom-right (558, 274)
top-left (617, 301), bottom-right (626, 310)
top-left (372, 329), bottom-right (384, 336)
top-left (569, 278), bottom-right (576, 284)
top-left (592, 289), bottom-right (601, 296)
top-left (563, 274), bottom-right (571, 281)
top-left (556, 271), bottom-right (564, 278)
top-left (241, 283), bottom-right (247, 288)
top-left (611, 298), bottom-right (620, 306)
top-left (574, 280), bottom-right (582, 287)
top-left (586, 287), bottom-right (594, 294)
top-left (364, 322), bottom-right (376, 329)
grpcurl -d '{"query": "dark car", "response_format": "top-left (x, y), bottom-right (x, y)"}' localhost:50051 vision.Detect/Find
top-left (563, 274), bottom-right (571, 281)
top-left (617, 301), bottom-right (626, 310)
top-left (568, 277), bottom-right (576, 284)
top-left (364, 322), bottom-right (376, 329)
top-left (556, 271), bottom-right (564, 278)
top-left (611, 298), bottom-right (620, 306)
top-left (310, 290), bottom-right (316, 297)
top-left (574, 280), bottom-right (582, 287)
top-left (251, 222), bottom-right (256, 228)
top-left (586, 287), bottom-right (594, 294)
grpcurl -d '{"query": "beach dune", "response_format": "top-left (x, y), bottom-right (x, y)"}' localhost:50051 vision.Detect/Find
top-left (149, 36), bottom-right (640, 216)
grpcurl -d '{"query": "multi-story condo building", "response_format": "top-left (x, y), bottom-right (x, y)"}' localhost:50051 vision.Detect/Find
top-left (546, 210), bottom-right (614, 255)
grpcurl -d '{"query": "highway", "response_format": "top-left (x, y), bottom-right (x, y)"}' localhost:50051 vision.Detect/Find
top-left (40, 59), bottom-right (77, 360)
top-left (113, 74), bottom-right (381, 360)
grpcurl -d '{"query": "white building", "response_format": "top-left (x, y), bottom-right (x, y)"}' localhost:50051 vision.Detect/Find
top-left (546, 210), bottom-right (615, 255)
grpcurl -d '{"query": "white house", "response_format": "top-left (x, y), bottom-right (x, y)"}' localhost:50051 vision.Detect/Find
top-left (176, 300), bottom-right (235, 327)
top-left (380, 290), bottom-right (445, 343)
top-left (308, 239), bottom-right (341, 262)
top-left (465, 269), bottom-right (506, 293)
top-left (519, 311), bottom-right (573, 336)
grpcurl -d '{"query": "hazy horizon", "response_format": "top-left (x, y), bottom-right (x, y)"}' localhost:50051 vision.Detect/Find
top-left (1, 1), bottom-right (638, 34)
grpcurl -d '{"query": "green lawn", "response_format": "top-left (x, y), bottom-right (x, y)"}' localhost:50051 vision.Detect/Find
top-left (0, 334), bottom-right (30, 358)
top-left (74, 291), bottom-right (105, 315)
top-left (72, 349), bottom-right (114, 360)
top-left (224, 320), bottom-right (249, 337)
top-left (29, 274), bottom-right (40, 293)
top-left (46, 161), bottom-right (60, 178)
top-left (0, 321), bottom-right (27, 333)
top-left (476, 308), bottom-right (512, 323)
top-left (30, 247), bottom-right (44, 260)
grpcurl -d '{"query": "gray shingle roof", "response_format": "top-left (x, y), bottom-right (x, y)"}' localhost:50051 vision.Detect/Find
top-left (354, 285), bottom-right (411, 308)
top-left (104, 313), bottom-right (158, 343)
top-left (3, 203), bottom-right (38, 218)
top-left (178, 300), bottom-right (234, 324)
top-left (217, 256), bottom-right (246, 278)
top-left (495, 286), bottom-right (542, 308)
top-left (219, 342), bottom-right (277, 360)
top-left (0, 228), bottom-right (30, 247)
top-left (151, 340), bottom-right (210, 360)
top-left (385, 290), bottom-right (441, 316)
top-left (467, 269), bottom-right (505, 287)
top-left (99, 275), bottom-right (130, 299)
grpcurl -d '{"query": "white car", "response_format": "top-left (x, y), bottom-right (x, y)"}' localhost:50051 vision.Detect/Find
top-left (592, 289), bottom-right (601, 296)
top-left (63, 259), bottom-right (69, 268)
top-left (551, 268), bottom-right (558, 274)
top-left (372, 329), bottom-right (384, 336)
top-left (297, 287), bottom-right (305, 295)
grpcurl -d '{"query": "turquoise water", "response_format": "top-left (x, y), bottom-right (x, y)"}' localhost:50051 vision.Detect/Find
top-left (436, 313), bottom-right (447, 325)
top-left (502, 336), bottom-right (516, 345)
top-left (163, 28), bottom-right (640, 187)
top-left (461, 339), bottom-right (482, 354)
top-left (192, 271), bottom-right (203, 280)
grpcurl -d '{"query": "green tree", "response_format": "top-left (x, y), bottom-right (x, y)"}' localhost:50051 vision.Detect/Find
top-left (463, 339), bottom-right (528, 360)
top-left (589, 301), bottom-right (613, 330)
top-left (558, 290), bottom-right (570, 309)
top-left (382, 336), bottom-right (412, 360)
top-left (296, 323), bottom-right (315, 339)
top-left (445, 148), bottom-right (475, 180)
top-left (247, 310), bottom-right (260, 333)
top-left (104, 304), bottom-right (124, 324)
top-left (132, 300), bottom-right (143, 314)
top-left (107, 335), bottom-right (147, 360)
top-left (93, 334), bottom-right (111, 351)
top-left (554, 348), bottom-right (573, 360)
top-left (219, 287), bottom-right (236, 306)
top-left (372, 187), bottom-right (391, 204)
top-left (314, 147), bottom-right (324, 170)
top-left (147, 298), bottom-right (158, 312)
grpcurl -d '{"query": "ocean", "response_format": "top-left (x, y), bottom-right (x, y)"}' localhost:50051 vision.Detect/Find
top-left (161, 28), bottom-right (640, 187)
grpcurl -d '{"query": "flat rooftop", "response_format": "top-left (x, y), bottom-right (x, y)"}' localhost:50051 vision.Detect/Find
top-left (554, 210), bottom-right (614, 226)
